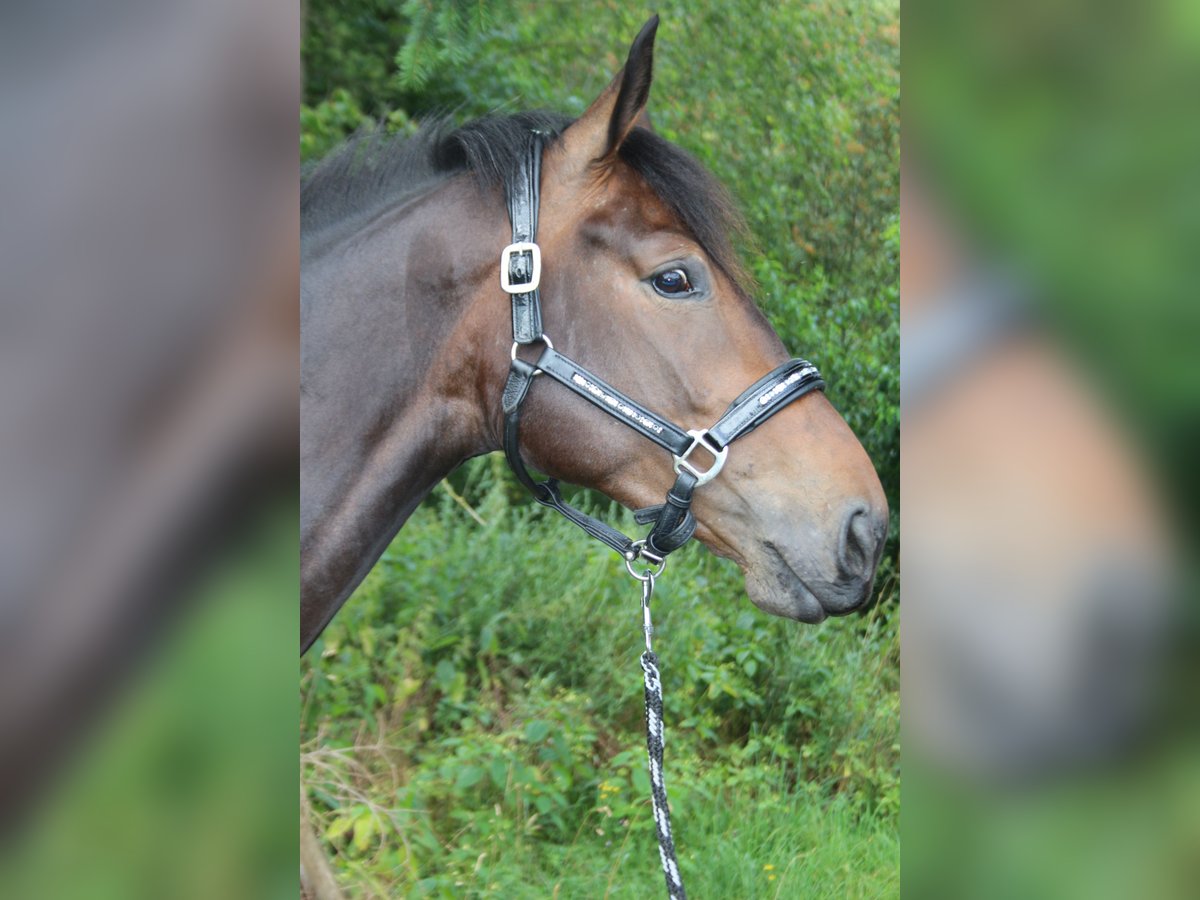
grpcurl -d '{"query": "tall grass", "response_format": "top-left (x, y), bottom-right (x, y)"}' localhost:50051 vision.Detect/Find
top-left (302, 457), bottom-right (898, 896)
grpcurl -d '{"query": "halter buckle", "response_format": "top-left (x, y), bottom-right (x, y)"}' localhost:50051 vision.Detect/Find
top-left (500, 241), bottom-right (542, 294)
top-left (672, 429), bottom-right (728, 487)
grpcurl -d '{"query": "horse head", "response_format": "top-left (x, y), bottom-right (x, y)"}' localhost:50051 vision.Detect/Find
top-left (491, 18), bottom-right (888, 621)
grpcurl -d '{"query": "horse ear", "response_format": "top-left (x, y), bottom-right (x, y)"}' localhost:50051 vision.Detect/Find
top-left (556, 16), bottom-right (658, 172)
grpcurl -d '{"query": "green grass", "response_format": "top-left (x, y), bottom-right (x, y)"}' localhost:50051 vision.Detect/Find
top-left (430, 778), bottom-right (897, 899)
top-left (302, 458), bottom-right (898, 897)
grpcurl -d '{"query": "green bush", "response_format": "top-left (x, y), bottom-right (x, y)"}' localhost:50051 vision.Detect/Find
top-left (303, 461), bottom-right (898, 895)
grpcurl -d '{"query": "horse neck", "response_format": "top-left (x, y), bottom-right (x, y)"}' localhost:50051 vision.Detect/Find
top-left (300, 178), bottom-right (505, 648)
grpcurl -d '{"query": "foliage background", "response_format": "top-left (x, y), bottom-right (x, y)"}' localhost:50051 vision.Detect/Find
top-left (302, 1), bottom-right (899, 896)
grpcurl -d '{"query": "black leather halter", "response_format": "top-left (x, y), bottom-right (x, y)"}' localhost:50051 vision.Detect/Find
top-left (500, 134), bottom-right (825, 567)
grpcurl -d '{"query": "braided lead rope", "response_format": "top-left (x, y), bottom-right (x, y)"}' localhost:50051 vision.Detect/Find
top-left (642, 651), bottom-right (686, 899)
top-left (638, 574), bottom-right (687, 899)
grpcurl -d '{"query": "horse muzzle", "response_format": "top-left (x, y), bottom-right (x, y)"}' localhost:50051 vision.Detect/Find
top-left (743, 500), bottom-right (888, 622)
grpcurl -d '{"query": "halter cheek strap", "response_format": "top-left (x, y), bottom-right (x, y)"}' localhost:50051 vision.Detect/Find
top-left (500, 134), bottom-right (825, 566)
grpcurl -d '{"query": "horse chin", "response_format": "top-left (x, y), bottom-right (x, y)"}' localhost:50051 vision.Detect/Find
top-left (741, 544), bottom-right (875, 624)
top-left (744, 566), bottom-right (828, 623)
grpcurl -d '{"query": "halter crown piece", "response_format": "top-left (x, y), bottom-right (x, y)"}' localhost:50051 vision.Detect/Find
top-left (500, 133), bottom-right (826, 568)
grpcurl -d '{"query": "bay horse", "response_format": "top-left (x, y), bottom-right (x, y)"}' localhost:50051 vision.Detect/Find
top-left (300, 17), bottom-right (887, 653)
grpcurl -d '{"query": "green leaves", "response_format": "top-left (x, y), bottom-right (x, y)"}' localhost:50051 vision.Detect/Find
top-left (523, 719), bottom-right (551, 744)
top-left (455, 764), bottom-right (484, 791)
top-left (394, 0), bottom-right (496, 93)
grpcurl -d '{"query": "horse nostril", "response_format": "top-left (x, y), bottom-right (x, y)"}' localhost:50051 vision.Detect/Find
top-left (838, 503), bottom-right (885, 579)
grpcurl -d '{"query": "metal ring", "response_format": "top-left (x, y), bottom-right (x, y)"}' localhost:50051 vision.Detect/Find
top-left (510, 335), bottom-right (554, 374)
top-left (623, 540), bottom-right (667, 581)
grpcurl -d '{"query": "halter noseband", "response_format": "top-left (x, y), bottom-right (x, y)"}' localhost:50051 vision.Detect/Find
top-left (500, 133), bottom-right (825, 568)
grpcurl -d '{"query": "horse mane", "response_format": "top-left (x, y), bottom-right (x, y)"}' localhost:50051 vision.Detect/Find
top-left (301, 110), bottom-right (748, 284)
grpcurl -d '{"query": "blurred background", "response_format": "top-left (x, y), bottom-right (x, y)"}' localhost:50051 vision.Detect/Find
top-left (903, 0), bottom-right (1198, 896)
top-left (300, 1), bottom-right (898, 897)
top-left (0, 0), bottom-right (298, 897)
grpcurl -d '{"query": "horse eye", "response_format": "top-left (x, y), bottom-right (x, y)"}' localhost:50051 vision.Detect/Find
top-left (652, 268), bottom-right (694, 296)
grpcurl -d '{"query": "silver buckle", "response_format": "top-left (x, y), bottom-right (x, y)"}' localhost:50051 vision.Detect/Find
top-left (500, 241), bottom-right (541, 294)
top-left (672, 429), bottom-right (728, 487)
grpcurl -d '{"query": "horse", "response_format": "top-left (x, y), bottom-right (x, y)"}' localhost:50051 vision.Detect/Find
top-left (300, 16), bottom-right (888, 654)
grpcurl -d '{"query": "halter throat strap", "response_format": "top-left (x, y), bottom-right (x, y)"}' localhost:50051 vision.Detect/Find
top-left (499, 135), bottom-right (825, 564)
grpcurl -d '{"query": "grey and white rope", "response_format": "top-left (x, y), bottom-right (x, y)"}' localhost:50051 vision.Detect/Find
top-left (641, 650), bottom-right (686, 898)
